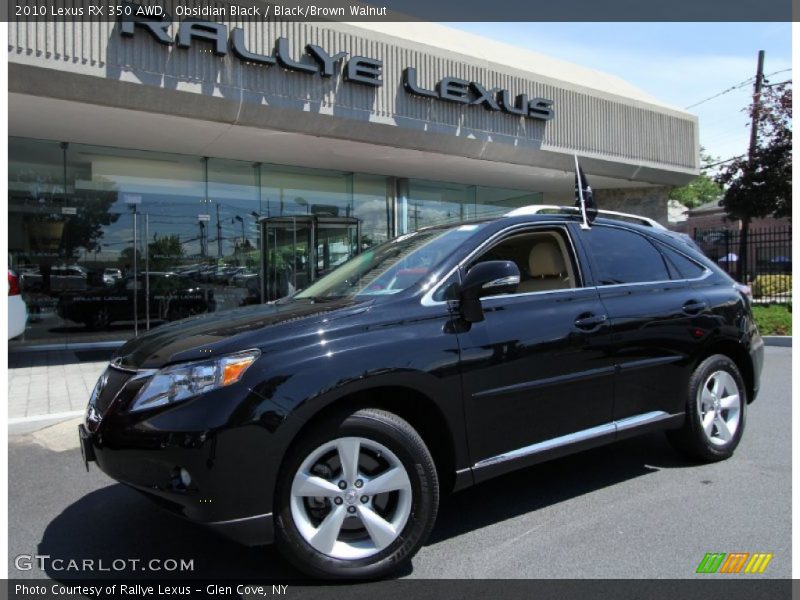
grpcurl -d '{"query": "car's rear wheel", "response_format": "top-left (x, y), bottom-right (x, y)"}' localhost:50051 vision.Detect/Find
top-left (275, 408), bottom-right (438, 579)
top-left (666, 354), bottom-right (747, 462)
top-left (85, 307), bottom-right (110, 330)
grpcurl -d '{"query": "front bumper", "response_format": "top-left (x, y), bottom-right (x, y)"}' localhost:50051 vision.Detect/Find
top-left (79, 367), bottom-right (283, 546)
top-left (80, 420), bottom-right (276, 546)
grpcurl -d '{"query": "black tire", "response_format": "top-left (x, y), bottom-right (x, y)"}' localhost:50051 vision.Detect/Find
top-left (167, 305), bottom-right (191, 321)
top-left (85, 307), bottom-right (110, 330)
top-left (666, 354), bottom-right (747, 462)
top-left (274, 408), bottom-right (439, 579)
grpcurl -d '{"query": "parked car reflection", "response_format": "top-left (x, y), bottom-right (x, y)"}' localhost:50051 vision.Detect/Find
top-left (20, 264), bottom-right (88, 292)
top-left (103, 267), bottom-right (123, 286)
top-left (56, 272), bottom-right (215, 329)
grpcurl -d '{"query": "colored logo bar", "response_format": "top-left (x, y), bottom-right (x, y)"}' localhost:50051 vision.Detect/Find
top-left (696, 553), bottom-right (773, 574)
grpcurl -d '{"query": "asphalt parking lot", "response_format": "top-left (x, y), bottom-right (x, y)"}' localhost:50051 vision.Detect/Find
top-left (8, 346), bottom-right (791, 580)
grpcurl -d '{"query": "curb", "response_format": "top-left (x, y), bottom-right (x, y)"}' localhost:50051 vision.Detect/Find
top-left (8, 411), bottom-right (84, 436)
top-left (764, 336), bottom-right (791, 347)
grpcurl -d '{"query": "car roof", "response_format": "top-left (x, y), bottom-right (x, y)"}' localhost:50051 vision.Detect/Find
top-left (413, 206), bottom-right (705, 262)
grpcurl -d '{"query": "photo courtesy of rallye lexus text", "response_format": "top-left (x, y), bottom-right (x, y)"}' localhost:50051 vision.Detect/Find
top-left (78, 161), bottom-right (764, 579)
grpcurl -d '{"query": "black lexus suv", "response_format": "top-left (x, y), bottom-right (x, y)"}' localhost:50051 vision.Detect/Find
top-left (80, 207), bottom-right (763, 579)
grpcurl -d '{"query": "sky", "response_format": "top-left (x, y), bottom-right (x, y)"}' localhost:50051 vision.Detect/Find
top-left (448, 23), bottom-right (792, 173)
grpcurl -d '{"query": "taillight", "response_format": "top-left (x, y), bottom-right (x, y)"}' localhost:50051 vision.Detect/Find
top-left (8, 271), bottom-right (21, 296)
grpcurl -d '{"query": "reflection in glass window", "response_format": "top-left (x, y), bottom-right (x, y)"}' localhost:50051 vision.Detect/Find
top-left (261, 164), bottom-right (351, 219)
top-left (296, 224), bottom-right (486, 300)
top-left (9, 137), bottom-right (542, 348)
top-left (406, 179), bottom-right (543, 230)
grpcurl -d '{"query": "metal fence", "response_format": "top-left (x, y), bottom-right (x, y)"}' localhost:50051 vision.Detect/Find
top-left (693, 226), bottom-right (792, 304)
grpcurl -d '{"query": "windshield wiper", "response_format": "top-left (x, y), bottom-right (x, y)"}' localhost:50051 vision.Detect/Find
top-left (295, 295), bottom-right (346, 303)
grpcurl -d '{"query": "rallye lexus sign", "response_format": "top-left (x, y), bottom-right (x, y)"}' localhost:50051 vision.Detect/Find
top-left (121, 19), bottom-right (555, 121)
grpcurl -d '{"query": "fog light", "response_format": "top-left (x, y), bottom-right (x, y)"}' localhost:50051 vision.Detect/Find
top-left (179, 468), bottom-right (192, 487)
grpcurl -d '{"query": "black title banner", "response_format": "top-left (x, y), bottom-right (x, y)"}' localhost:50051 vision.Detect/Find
top-left (2, 579), bottom-right (795, 600)
top-left (5, 0), bottom-right (795, 22)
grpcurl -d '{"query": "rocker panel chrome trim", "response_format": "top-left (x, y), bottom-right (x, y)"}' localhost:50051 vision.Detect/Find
top-left (473, 410), bottom-right (672, 470)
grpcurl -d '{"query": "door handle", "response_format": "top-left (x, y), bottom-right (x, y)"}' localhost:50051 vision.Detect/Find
top-left (682, 300), bottom-right (708, 315)
top-left (574, 313), bottom-right (608, 331)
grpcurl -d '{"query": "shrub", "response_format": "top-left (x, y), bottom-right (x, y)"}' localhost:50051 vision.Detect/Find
top-left (752, 274), bottom-right (792, 298)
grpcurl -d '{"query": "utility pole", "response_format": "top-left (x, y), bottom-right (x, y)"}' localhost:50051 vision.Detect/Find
top-left (738, 50), bottom-right (765, 282)
top-left (216, 203), bottom-right (223, 258)
top-left (199, 221), bottom-right (207, 258)
top-left (748, 51), bottom-right (766, 160)
top-left (144, 213), bottom-right (150, 331)
top-left (132, 205), bottom-right (138, 336)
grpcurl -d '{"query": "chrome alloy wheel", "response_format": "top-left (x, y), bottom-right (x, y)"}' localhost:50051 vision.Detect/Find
top-left (697, 370), bottom-right (741, 447)
top-left (289, 436), bottom-right (412, 560)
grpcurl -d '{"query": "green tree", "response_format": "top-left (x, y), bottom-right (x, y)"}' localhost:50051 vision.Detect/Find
top-left (669, 150), bottom-right (723, 209)
top-left (61, 192), bottom-right (121, 260)
top-left (119, 235), bottom-right (185, 272)
top-left (716, 82), bottom-right (791, 279)
top-left (148, 234), bottom-right (185, 271)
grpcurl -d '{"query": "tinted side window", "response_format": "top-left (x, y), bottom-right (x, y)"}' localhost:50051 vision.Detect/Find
top-left (583, 226), bottom-right (669, 285)
top-left (469, 228), bottom-right (580, 294)
top-left (657, 243), bottom-right (707, 280)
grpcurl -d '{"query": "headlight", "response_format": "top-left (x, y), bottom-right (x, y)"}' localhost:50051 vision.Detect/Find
top-left (129, 349), bottom-right (261, 413)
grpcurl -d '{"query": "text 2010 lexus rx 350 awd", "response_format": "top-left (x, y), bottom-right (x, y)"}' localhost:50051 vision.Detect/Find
top-left (80, 207), bottom-right (763, 579)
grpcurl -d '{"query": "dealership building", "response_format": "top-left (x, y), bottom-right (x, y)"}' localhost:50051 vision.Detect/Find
top-left (8, 13), bottom-right (700, 348)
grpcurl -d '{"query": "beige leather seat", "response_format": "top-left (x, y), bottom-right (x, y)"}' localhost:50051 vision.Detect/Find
top-left (516, 240), bottom-right (570, 293)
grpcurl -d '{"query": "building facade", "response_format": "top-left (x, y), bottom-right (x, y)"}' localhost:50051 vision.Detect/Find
top-left (8, 11), bottom-right (700, 348)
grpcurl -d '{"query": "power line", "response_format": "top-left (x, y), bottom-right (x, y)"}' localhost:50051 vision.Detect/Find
top-left (702, 155), bottom-right (745, 169)
top-left (764, 79), bottom-right (792, 88)
top-left (686, 78), bottom-right (755, 110)
top-left (685, 69), bottom-right (791, 110)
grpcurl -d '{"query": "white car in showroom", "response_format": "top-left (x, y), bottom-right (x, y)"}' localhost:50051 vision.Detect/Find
top-left (8, 270), bottom-right (28, 339)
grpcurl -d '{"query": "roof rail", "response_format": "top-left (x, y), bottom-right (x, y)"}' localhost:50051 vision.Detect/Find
top-left (504, 205), bottom-right (667, 230)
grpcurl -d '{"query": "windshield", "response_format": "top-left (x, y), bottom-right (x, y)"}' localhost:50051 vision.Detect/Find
top-left (295, 224), bottom-right (485, 300)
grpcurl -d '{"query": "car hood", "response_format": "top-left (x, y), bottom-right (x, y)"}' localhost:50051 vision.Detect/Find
top-left (112, 298), bottom-right (370, 370)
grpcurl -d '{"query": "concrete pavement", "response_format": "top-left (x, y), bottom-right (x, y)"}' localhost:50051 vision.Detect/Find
top-left (8, 352), bottom-right (108, 417)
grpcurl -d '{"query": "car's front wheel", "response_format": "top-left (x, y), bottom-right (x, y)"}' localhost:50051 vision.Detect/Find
top-left (275, 408), bottom-right (439, 579)
top-left (667, 354), bottom-right (747, 461)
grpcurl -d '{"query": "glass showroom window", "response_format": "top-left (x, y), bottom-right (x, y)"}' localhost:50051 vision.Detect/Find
top-left (207, 158), bottom-right (262, 308)
top-left (352, 174), bottom-right (392, 248)
top-left (257, 165), bottom-right (391, 302)
top-left (64, 144), bottom-right (209, 338)
top-left (8, 138), bottom-right (215, 346)
top-left (8, 138), bottom-right (536, 350)
top-left (474, 186), bottom-right (543, 218)
top-left (405, 179), bottom-right (543, 232)
top-left (9, 138), bottom-right (68, 345)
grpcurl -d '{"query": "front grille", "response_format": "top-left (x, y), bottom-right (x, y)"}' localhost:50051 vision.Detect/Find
top-left (92, 366), bottom-right (134, 415)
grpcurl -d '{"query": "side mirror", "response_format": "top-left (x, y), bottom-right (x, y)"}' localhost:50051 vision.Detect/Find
top-left (459, 260), bottom-right (521, 323)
